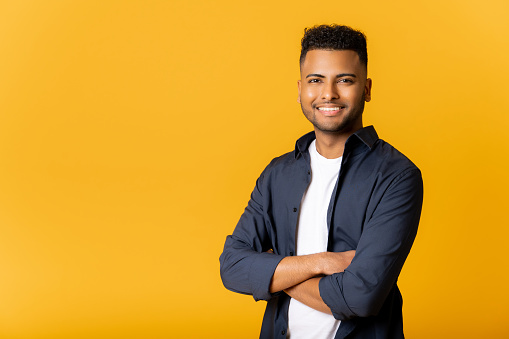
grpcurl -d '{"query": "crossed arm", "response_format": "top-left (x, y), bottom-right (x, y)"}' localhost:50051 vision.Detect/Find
top-left (269, 250), bottom-right (355, 314)
top-left (220, 163), bottom-right (423, 320)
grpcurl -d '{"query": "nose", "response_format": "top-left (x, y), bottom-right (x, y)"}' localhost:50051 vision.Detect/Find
top-left (322, 81), bottom-right (339, 100)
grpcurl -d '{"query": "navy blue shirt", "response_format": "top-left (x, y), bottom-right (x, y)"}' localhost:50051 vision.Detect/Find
top-left (220, 126), bottom-right (423, 339)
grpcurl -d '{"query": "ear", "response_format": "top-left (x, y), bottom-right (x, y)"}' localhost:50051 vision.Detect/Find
top-left (364, 78), bottom-right (372, 102)
top-left (297, 80), bottom-right (301, 104)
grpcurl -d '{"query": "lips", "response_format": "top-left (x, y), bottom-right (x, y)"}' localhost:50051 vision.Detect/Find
top-left (315, 104), bottom-right (345, 116)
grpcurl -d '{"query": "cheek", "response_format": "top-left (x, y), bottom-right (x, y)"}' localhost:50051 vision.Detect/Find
top-left (346, 87), bottom-right (364, 101)
top-left (302, 88), bottom-right (317, 101)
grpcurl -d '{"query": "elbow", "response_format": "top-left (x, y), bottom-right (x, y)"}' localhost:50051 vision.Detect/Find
top-left (219, 263), bottom-right (228, 288)
top-left (346, 284), bottom-right (401, 318)
top-left (341, 283), bottom-right (387, 318)
top-left (220, 274), bottom-right (235, 293)
top-left (219, 251), bottom-right (252, 296)
top-left (219, 252), bottom-right (235, 291)
top-left (219, 264), bottom-right (235, 292)
top-left (328, 298), bottom-right (382, 320)
top-left (320, 275), bottom-right (386, 320)
top-left (348, 298), bottom-right (383, 318)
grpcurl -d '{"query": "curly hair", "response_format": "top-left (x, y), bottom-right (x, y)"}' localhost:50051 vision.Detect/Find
top-left (300, 24), bottom-right (367, 68)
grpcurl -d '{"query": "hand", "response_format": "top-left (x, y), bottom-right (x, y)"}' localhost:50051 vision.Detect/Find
top-left (318, 250), bottom-right (355, 276)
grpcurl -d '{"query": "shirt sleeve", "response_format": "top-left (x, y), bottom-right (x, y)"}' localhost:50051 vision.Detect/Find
top-left (319, 167), bottom-right (423, 319)
top-left (219, 162), bottom-right (285, 302)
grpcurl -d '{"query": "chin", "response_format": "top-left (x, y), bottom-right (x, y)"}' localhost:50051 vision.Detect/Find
top-left (314, 121), bottom-right (360, 134)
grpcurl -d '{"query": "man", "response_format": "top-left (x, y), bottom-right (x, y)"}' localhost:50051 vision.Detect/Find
top-left (219, 24), bottom-right (423, 339)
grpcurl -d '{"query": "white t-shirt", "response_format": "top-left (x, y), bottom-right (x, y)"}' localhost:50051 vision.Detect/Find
top-left (287, 139), bottom-right (342, 339)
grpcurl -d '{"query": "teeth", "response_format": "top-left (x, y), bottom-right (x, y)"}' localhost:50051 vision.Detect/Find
top-left (318, 107), bottom-right (340, 111)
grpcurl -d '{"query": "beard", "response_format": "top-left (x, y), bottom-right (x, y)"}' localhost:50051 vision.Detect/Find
top-left (301, 93), bottom-right (366, 134)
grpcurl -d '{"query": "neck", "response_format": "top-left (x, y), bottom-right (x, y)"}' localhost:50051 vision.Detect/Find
top-left (314, 127), bottom-right (361, 159)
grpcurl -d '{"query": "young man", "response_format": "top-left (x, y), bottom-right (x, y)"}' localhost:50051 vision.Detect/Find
top-left (220, 25), bottom-right (423, 339)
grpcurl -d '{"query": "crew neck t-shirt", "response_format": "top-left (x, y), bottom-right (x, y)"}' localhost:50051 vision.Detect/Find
top-left (287, 139), bottom-right (342, 338)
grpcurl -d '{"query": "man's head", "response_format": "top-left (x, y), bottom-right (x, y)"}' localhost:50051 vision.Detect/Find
top-left (300, 24), bottom-right (367, 70)
top-left (297, 25), bottom-right (372, 137)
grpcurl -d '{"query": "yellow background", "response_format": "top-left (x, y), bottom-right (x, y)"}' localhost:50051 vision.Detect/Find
top-left (1, 0), bottom-right (508, 338)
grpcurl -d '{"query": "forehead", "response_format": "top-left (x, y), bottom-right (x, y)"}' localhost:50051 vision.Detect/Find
top-left (301, 49), bottom-right (365, 76)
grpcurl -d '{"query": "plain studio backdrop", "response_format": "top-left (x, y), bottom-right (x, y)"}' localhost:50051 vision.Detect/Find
top-left (0, 1), bottom-right (508, 338)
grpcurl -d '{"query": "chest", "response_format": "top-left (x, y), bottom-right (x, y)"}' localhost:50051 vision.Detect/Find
top-left (265, 156), bottom-right (384, 254)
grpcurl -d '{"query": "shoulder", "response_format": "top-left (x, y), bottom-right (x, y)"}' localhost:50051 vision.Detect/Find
top-left (260, 150), bottom-right (302, 180)
top-left (373, 139), bottom-right (420, 171)
top-left (369, 139), bottom-right (422, 191)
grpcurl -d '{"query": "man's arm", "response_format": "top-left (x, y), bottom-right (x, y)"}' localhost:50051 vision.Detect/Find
top-left (220, 156), bottom-right (356, 301)
top-left (285, 168), bottom-right (423, 319)
top-left (276, 251), bottom-right (356, 314)
top-left (220, 159), bottom-right (293, 302)
top-left (269, 250), bottom-right (355, 293)
top-left (284, 277), bottom-right (331, 314)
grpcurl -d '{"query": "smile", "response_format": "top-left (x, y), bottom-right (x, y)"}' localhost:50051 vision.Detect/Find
top-left (317, 107), bottom-right (342, 111)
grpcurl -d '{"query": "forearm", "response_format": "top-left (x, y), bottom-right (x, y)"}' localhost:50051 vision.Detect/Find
top-left (285, 277), bottom-right (331, 314)
top-left (269, 254), bottom-right (321, 293)
top-left (269, 250), bottom-right (355, 293)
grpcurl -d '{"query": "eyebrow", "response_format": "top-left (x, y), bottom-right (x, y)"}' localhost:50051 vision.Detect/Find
top-left (305, 73), bottom-right (357, 79)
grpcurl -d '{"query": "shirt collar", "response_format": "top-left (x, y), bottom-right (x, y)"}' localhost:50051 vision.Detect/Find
top-left (294, 125), bottom-right (379, 158)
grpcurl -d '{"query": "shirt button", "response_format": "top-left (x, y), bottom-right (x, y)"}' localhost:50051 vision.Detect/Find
top-left (293, 208), bottom-right (297, 212)
top-left (281, 329), bottom-right (286, 335)
top-left (289, 252), bottom-right (294, 256)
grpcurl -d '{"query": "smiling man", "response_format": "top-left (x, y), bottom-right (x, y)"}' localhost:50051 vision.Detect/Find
top-left (220, 25), bottom-right (423, 339)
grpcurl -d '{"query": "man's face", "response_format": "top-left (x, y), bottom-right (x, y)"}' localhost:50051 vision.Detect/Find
top-left (298, 49), bottom-right (372, 135)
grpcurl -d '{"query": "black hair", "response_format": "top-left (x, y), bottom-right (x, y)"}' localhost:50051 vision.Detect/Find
top-left (300, 24), bottom-right (367, 67)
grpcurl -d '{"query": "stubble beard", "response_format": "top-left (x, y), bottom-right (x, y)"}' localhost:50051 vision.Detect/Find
top-left (302, 93), bottom-right (366, 134)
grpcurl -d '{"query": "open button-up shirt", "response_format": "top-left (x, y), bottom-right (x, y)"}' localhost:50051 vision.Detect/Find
top-left (220, 126), bottom-right (423, 339)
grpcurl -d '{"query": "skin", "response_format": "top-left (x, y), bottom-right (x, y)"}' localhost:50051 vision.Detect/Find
top-left (298, 49), bottom-right (372, 159)
top-left (269, 49), bottom-right (373, 314)
top-left (269, 251), bottom-right (355, 293)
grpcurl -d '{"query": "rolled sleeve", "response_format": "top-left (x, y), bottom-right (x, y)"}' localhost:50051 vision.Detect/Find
top-left (220, 235), bottom-right (285, 301)
top-left (249, 252), bottom-right (286, 301)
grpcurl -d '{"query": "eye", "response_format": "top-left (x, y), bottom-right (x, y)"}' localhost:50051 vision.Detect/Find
top-left (338, 78), bottom-right (354, 83)
top-left (308, 78), bottom-right (321, 83)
